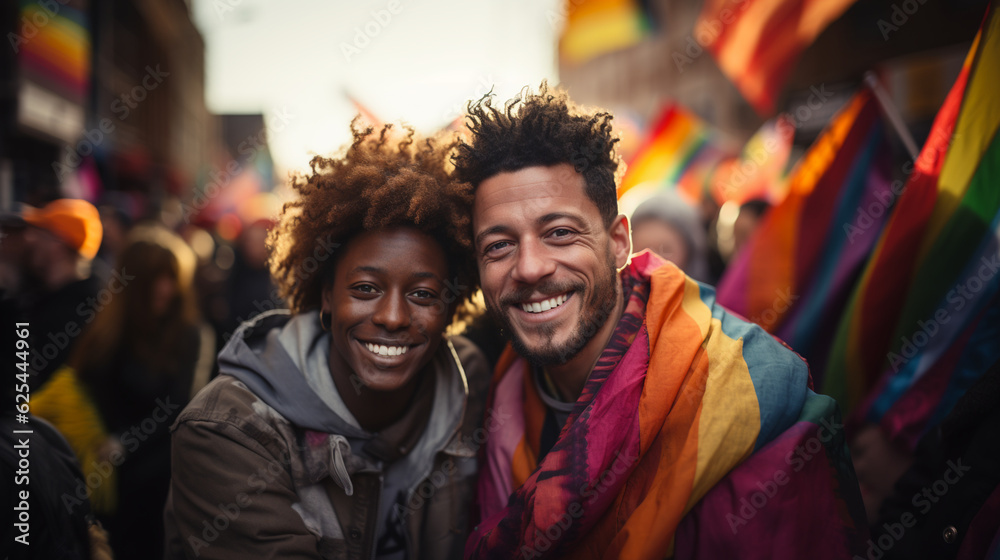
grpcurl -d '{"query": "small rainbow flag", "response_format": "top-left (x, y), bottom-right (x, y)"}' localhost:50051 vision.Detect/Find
top-left (824, 4), bottom-right (1000, 450)
top-left (16, 0), bottom-right (91, 102)
top-left (707, 115), bottom-right (794, 205)
top-left (696, 0), bottom-right (858, 115)
top-left (617, 104), bottom-right (732, 216)
top-left (559, 0), bottom-right (655, 65)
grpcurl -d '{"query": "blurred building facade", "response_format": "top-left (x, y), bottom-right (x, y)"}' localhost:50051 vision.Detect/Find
top-left (559, 0), bottom-right (989, 151)
top-left (1, 0), bottom-right (218, 212)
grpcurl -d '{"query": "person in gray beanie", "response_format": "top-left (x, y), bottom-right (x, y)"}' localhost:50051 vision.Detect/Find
top-left (630, 191), bottom-right (711, 283)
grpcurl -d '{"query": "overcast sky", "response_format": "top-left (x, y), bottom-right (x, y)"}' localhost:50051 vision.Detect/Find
top-left (190, 0), bottom-right (561, 176)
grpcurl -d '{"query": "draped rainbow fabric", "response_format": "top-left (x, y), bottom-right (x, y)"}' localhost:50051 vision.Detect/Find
top-left (824, 4), bottom-right (1000, 450)
top-left (558, 0), bottom-right (654, 65)
top-left (715, 88), bottom-right (892, 390)
top-left (695, 0), bottom-right (858, 115)
top-left (468, 251), bottom-right (866, 559)
top-left (617, 104), bottom-right (732, 216)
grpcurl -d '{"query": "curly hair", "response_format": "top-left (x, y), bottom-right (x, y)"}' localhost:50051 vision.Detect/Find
top-left (452, 82), bottom-right (622, 226)
top-left (269, 121), bottom-right (476, 316)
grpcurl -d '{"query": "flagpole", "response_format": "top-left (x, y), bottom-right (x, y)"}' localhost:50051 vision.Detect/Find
top-left (864, 71), bottom-right (920, 161)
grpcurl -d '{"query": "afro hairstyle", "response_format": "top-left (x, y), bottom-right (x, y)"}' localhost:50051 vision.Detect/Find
top-left (268, 120), bottom-right (475, 317)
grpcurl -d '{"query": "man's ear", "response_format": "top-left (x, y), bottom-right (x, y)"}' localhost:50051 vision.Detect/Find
top-left (608, 214), bottom-right (632, 269)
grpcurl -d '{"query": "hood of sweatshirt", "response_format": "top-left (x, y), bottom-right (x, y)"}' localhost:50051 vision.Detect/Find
top-left (216, 309), bottom-right (470, 449)
top-left (217, 309), bottom-right (368, 437)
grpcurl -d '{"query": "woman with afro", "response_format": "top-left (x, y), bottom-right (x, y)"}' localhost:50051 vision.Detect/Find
top-left (164, 122), bottom-right (490, 560)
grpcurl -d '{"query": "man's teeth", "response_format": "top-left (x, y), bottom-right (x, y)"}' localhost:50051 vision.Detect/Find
top-left (364, 343), bottom-right (409, 357)
top-left (520, 294), bottom-right (568, 314)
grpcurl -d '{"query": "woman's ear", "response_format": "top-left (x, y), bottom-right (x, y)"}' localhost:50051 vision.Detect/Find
top-left (320, 282), bottom-right (333, 314)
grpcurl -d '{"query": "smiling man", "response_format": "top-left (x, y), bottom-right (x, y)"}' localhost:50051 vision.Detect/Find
top-left (454, 84), bottom-right (868, 559)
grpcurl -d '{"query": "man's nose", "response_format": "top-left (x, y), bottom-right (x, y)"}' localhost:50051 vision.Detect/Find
top-left (511, 239), bottom-right (556, 285)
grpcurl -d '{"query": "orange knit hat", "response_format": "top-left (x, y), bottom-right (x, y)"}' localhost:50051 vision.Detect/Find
top-left (22, 199), bottom-right (103, 259)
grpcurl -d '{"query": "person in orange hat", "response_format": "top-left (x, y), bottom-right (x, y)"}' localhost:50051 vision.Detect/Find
top-left (16, 199), bottom-right (104, 390)
top-left (22, 198), bottom-right (103, 283)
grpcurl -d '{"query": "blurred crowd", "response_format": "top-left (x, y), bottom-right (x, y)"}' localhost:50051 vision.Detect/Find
top-left (0, 194), bottom-right (284, 558)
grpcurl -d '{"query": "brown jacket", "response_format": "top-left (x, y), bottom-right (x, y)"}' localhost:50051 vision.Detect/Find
top-left (163, 311), bottom-right (490, 559)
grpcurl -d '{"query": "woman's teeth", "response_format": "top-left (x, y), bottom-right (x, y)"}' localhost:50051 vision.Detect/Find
top-left (364, 343), bottom-right (409, 357)
top-left (520, 293), bottom-right (568, 314)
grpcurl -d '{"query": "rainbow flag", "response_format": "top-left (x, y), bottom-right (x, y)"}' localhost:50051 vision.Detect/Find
top-left (716, 89), bottom-right (891, 391)
top-left (824, 4), bottom-right (1000, 450)
top-left (696, 0), bottom-right (857, 115)
top-left (707, 115), bottom-right (794, 205)
top-left (558, 0), bottom-right (654, 64)
top-left (16, 0), bottom-right (91, 101)
top-left (617, 104), bottom-right (731, 216)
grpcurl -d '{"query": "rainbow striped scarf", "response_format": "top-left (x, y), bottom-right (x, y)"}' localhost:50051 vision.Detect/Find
top-left (468, 251), bottom-right (866, 559)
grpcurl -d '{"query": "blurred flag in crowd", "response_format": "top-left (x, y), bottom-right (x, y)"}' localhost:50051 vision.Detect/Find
top-left (14, 0), bottom-right (91, 100)
top-left (558, 0), bottom-right (655, 64)
top-left (825, 4), bottom-right (1000, 451)
top-left (617, 103), bottom-right (733, 217)
top-left (695, 0), bottom-right (858, 114)
top-left (707, 114), bottom-right (794, 205)
top-left (344, 90), bottom-right (383, 129)
top-left (716, 88), bottom-right (891, 387)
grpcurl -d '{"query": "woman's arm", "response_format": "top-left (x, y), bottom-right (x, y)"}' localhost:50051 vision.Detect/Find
top-left (165, 418), bottom-right (323, 559)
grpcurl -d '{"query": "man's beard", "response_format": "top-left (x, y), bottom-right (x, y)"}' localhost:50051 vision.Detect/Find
top-left (487, 249), bottom-right (620, 367)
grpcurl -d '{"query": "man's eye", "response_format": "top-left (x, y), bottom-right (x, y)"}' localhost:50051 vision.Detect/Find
top-left (354, 284), bottom-right (377, 294)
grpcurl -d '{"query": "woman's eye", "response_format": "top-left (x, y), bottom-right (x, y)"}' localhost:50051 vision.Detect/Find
top-left (354, 284), bottom-right (377, 294)
top-left (412, 289), bottom-right (435, 299)
top-left (485, 241), bottom-right (511, 255)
